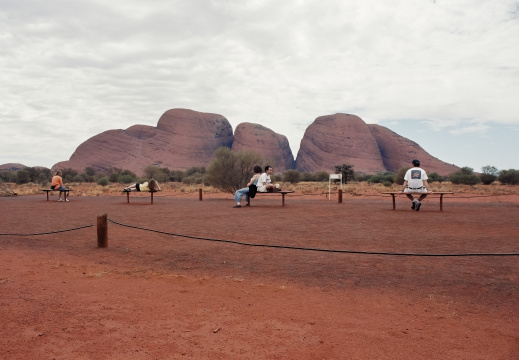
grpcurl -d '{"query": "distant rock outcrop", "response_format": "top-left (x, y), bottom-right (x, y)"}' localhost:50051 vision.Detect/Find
top-left (52, 109), bottom-right (233, 174)
top-left (296, 113), bottom-right (458, 175)
top-left (47, 108), bottom-right (459, 176)
top-left (296, 114), bottom-right (385, 174)
top-left (0, 163), bottom-right (27, 171)
top-left (367, 124), bottom-right (459, 175)
top-left (232, 123), bottom-right (294, 171)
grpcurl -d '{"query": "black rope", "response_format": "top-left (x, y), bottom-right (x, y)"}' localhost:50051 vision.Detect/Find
top-left (107, 218), bottom-right (519, 257)
top-left (0, 224), bottom-right (94, 236)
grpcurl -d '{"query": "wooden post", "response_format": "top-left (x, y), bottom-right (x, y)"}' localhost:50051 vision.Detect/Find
top-left (338, 189), bottom-right (343, 203)
top-left (97, 213), bottom-right (108, 248)
top-left (199, 188), bottom-right (203, 201)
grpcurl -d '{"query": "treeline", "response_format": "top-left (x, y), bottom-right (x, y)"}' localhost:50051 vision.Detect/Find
top-left (1, 157), bottom-right (518, 188)
top-left (0, 166), bottom-right (207, 186)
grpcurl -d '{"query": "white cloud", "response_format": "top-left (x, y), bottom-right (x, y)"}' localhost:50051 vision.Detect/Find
top-left (1, 0), bottom-right (518, 170)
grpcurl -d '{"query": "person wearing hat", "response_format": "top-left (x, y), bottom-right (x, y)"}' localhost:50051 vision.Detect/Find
top-left (401, 160), bottom-right (431, 211)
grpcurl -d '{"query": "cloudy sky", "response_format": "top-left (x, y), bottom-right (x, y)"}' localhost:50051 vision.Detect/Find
top-left (1, 0), bottom-right (518, 172)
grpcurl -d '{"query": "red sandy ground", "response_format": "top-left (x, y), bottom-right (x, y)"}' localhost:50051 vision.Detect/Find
top-left (1, 191), bottom-right (518, 359)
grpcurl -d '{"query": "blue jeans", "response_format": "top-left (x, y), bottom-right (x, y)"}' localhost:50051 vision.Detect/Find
top-left (234, 187), bottom-right (249, 203)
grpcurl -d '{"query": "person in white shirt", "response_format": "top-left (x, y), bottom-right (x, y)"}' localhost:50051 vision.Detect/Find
top-left (257, 165), bottom-right (281, 193)
top-left (401, 160), bottom-right (431, 211)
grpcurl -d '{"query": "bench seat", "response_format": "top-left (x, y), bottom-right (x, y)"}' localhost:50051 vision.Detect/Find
top-left (382, 191), bottom-right (454, 211)
top-left (247, 190), bottom-right (295, 207)
top-left (123, 189), bottom-right (159, 204)
top-left (42, 189), bottom-right (72, 201)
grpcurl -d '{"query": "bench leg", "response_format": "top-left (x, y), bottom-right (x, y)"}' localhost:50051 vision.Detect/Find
top-left (46, 192), bottom-right (49, 201)
top-left (282, 193), bottom-right (285, 207)
top-left (391, 194), bottom-right (396, 210)
top-left (126, 192), bottom-right (130, 204)
top-left (440, 194), bottom-right (443, 211)
top-left (151, 192), bottom-right (154, 205)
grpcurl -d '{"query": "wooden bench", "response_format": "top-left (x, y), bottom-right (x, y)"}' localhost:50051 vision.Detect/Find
top-left (247, 190), bottom-right (295, 207)
top-left (42, 189), bottom-right (72, 201)
top-left (123, 189), bottom-right (159, 204)
top-left (382, 192), bottom-right (454, 211)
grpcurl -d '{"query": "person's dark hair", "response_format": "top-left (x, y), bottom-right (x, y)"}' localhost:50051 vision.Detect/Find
top-left (253, 165), bottom-right (262, 173)
top-left (149, 179), bottom-right (160, 191)
top-left (412, 160), bottom-right (420, 166)
top-left (264, 165), bottom-right (272, 172)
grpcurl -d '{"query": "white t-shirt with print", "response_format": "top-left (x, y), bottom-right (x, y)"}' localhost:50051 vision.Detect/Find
top-left (404, 167), bottom-right (428, 188)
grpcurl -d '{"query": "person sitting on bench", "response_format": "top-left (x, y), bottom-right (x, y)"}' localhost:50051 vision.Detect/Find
top-left (50, 170), bottom-right (70, 202)
top-left (233, 165), bottom-right (262, 208)
top-left (257, 165), bottom-right (281, 193)
top-left (401, 159), bottom-right (431, 211)
top-left (124, 179), bottom-right (161, 192)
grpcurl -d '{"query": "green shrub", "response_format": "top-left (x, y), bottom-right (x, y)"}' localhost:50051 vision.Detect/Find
top-left (480, 165), bottom-right (499, 185)
top-left (205, 147), bottom-right (262, 193)
top-left (448, 167), bottom-right (480, 185)
top-left (334, 164), bottom-right (355, 183)
top-left (118, 174), bottom-right (136, 184)
top-left (72, 174), bottom-right (85, 183)
top-left (97, 177), bottom-right (109, 186)
top-left (497, 169), bottom-right (519, 185)
top-left (314, 171), bottom-right (330, 182)
top-left (16, 170), bottom-right (31, 184)
top-left (283, 169), bottom-right (301, 184)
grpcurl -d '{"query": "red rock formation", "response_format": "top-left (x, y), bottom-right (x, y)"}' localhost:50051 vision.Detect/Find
top-left (296, 113), bottom-right (460, 176)
top-left (232, 123), bottom-right (294, 171)
top-left (296, 114), bottom-right (385, 174)
top-left (52, 109), bottom-right (233, 175)
top-left (0, 163), bottom-right (27, 170)
top-left (368, 124), bottom-right (459, 175)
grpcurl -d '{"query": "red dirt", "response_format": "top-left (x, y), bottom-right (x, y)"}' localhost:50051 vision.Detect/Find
top-left (1, 191), bottom-right (518, 359)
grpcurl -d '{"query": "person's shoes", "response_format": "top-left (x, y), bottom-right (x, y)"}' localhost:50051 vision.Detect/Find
top-left (411, 200), bottom-right (417, 210)
top-left (233, 204), bottom-right (241, 208)
top-left (415, 201), bottom-right (421, 211)
top-left (58, 199), bottom-right (64, 202)
top-left (64, 199), bottom-right (70, 202)
top-left (245, 203), bottom-right (250, 206)
top-left (124, 187), bottom-right (131, 191)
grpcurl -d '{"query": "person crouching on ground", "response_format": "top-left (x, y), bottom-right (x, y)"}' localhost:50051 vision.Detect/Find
top-left (257, 165), bottom-right (281, 193)
top-left (124, 179), bottom-right (161, 192)
top-left (233, 165), bottom-right (263, 208)
top-left (401, 159), bottom-right (431, 211)
top-left (51, 170), bottom-right (70, 202)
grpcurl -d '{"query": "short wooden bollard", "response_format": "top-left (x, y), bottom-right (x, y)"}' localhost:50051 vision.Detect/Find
top-left (97, 213), bottom-right (108, 248)
top-left (338, 189), bottom-right (343, 203)
top-left (199, 188), bottom-right (203, 201)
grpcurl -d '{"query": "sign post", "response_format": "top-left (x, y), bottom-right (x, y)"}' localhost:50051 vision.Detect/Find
top-left (329, 174), bottom-right (343, 200)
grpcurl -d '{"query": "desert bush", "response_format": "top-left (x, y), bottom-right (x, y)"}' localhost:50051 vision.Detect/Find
top-left (367, 171), bottom-right (394, 184)
top-left (97, 177), bottom-right (109, 186)
top-left (205, 147), bottom-right (262, 193)
top-left (72, 174), bottom-right (85, 183)
top-left (143, 165), bottom-right (170, 182)
top-left (16, 169), bottom-right (31, 184)
top-left (394, 167), bottom-right (409, 185)
top-left (299, 172), bottom-right (315, 181)
top-left (314, 171), bottom-right (330, 182)
top-left (118, 174), bottom-right (136, 184)
top-left (448, 167), bottom-right (481, 185)
top-left (427, 172), bottom-right (445, 183)
top-left (283, 169), bottom-right (301, 184)
top-left (169, 170), bottom-right (185, 182)
top-left (480, 165), bottom-right (499, 185)
top-left (497, 169), bottom-right (519, 185)
top-left (334, 164), bottom-right (355, 183)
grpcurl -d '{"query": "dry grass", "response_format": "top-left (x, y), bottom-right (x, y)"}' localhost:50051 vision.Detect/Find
top-left (3, 181), bottom-right (519, 197)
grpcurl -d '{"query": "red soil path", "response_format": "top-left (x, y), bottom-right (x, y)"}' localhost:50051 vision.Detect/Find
top-left (1, 191), bottom-right (518, 359)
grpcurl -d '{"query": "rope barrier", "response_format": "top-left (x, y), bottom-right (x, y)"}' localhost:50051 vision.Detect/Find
top-left (107, 218), bottom-right (519, 257)
top-left (0, 224), bottom-right (94, 236)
